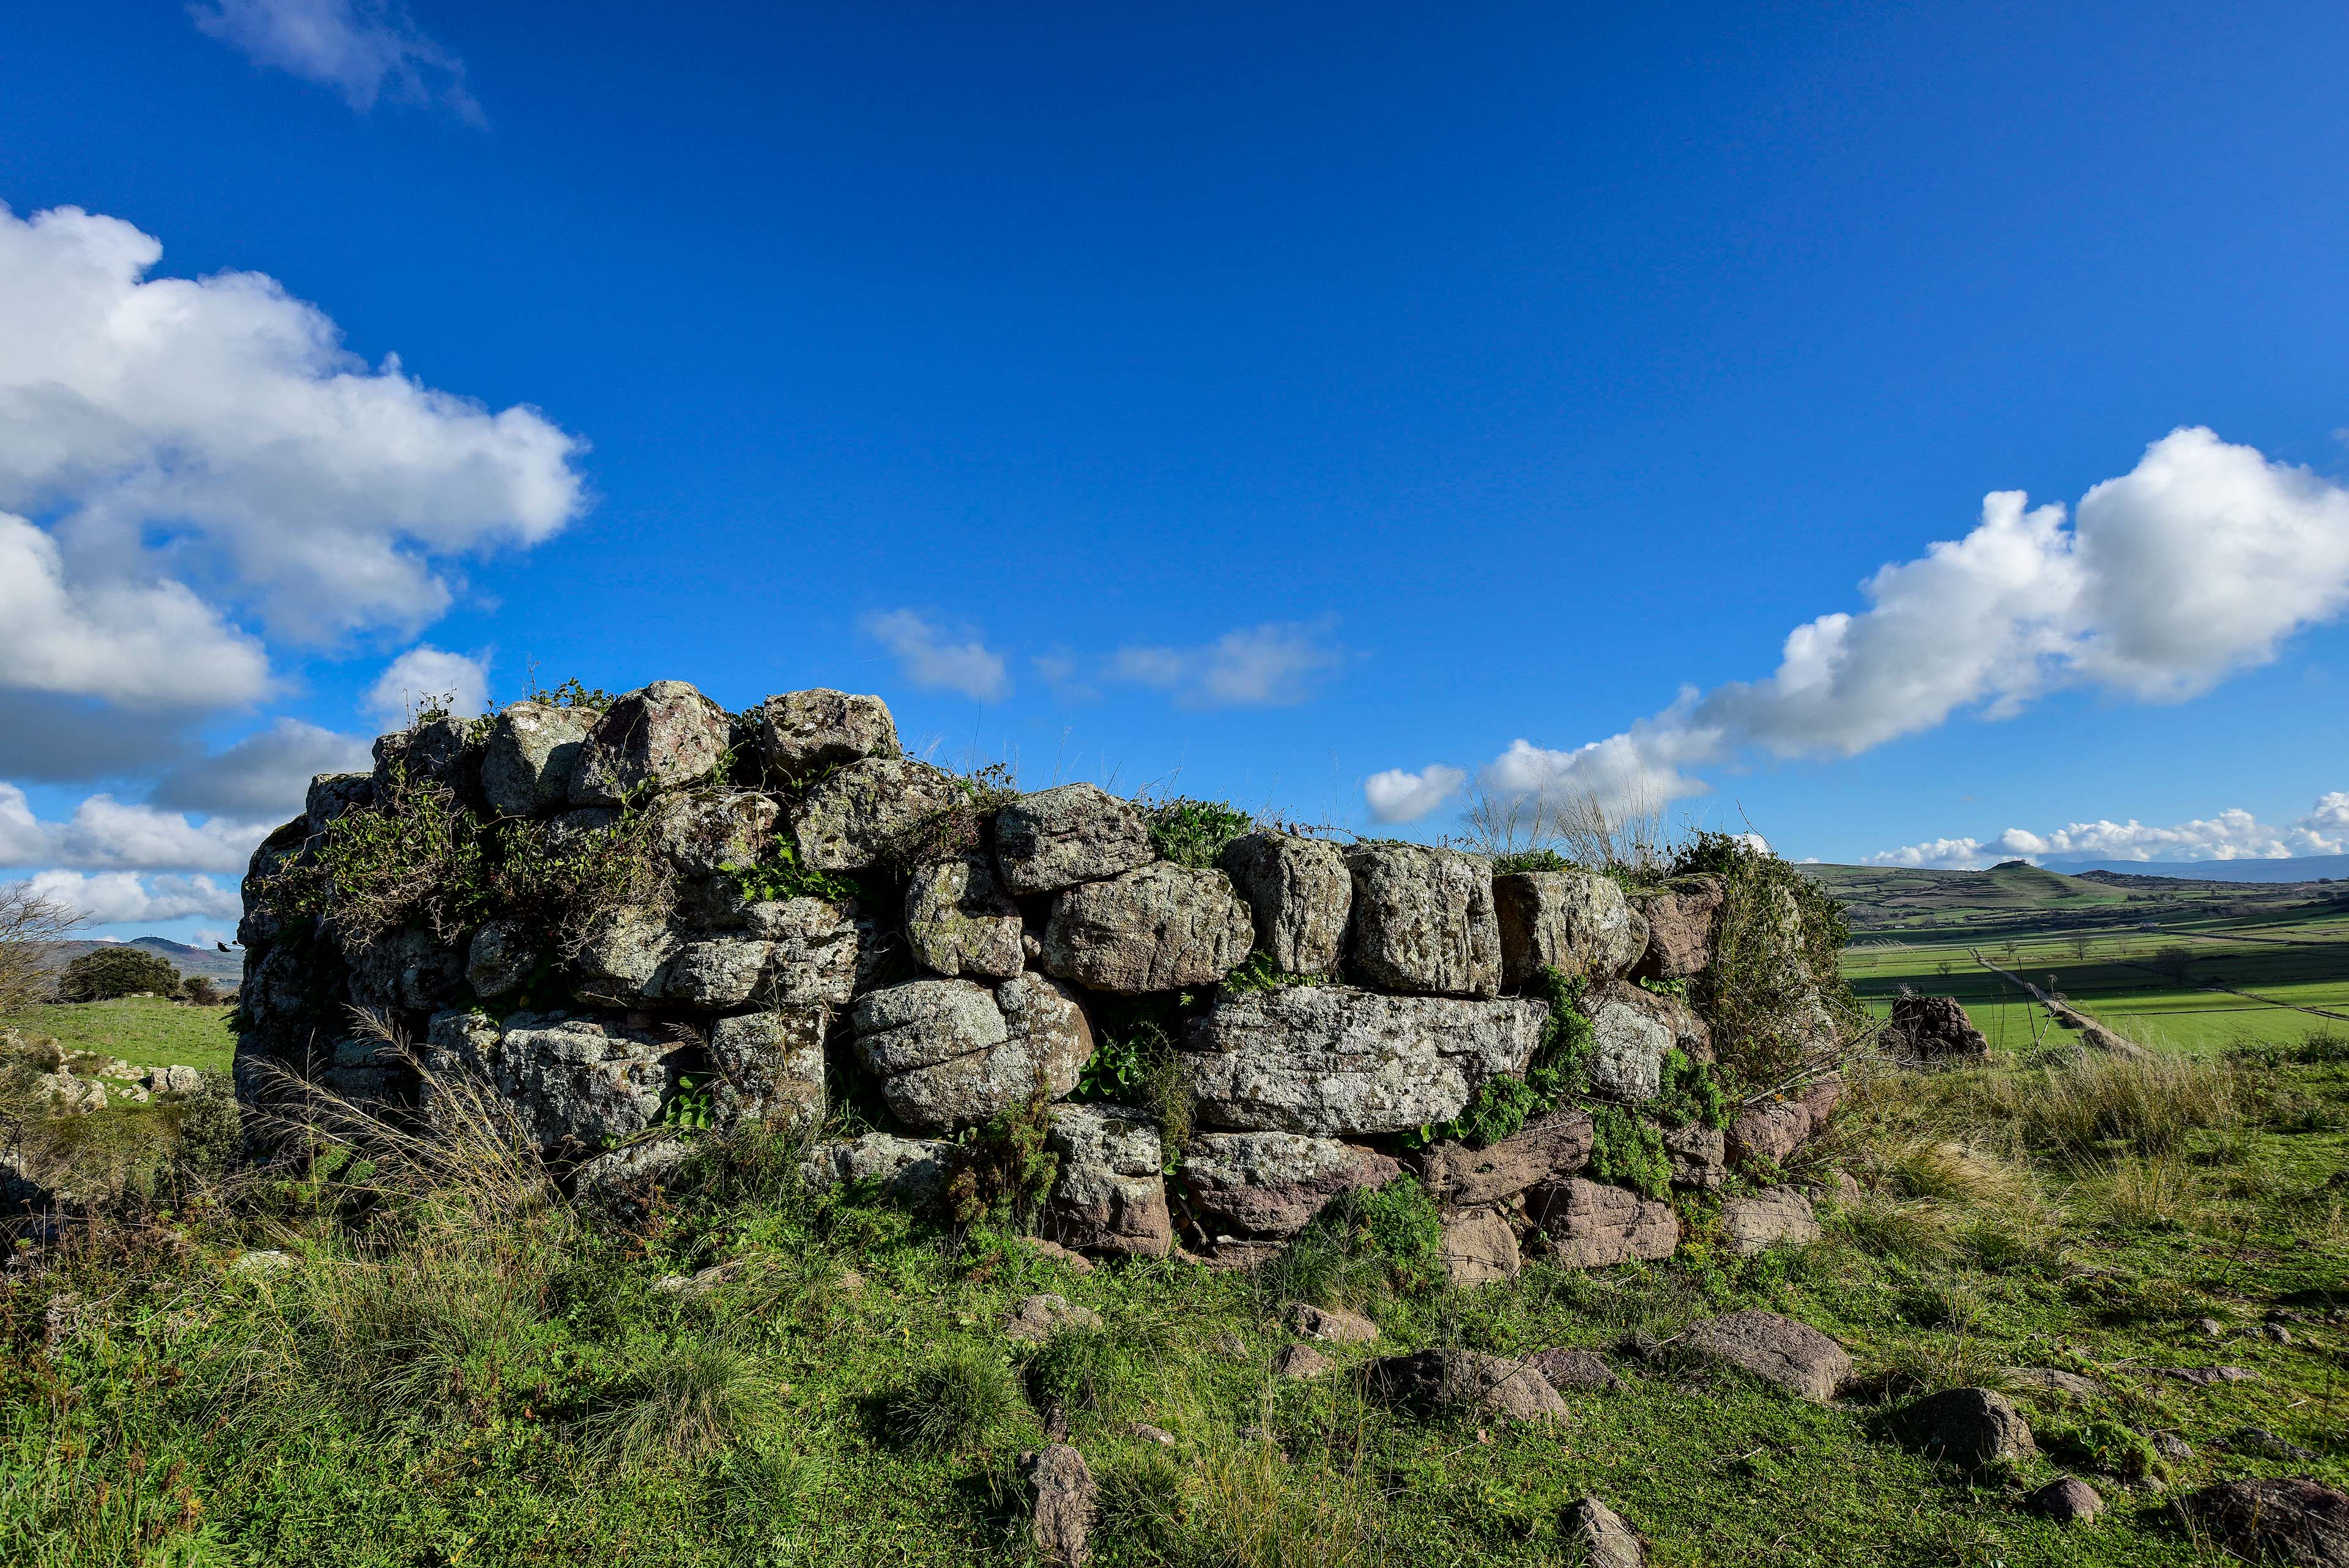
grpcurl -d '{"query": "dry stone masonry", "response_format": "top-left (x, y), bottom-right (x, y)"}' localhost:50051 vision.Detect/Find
top-left (236, 680), bottom-right (1852, 1270)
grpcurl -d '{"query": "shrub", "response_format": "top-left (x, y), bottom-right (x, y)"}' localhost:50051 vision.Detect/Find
top-left (946, 1088), bottom-right (1059, 1228)
top-left (1220, 949), bottom-right (1320, 993)
top-left (1589, 1104), bottom-right (1670, 1198)
top-left (176, 1071), bottom-right (243, 1175)
top-left (1671, 831), bottom-right (1861, 1089)
top-left (181, 974), bottom-right (220, 1006)
top-left (58, 945), bottom-right (182, 1002)
top-left (883, 1345), bottom-right (1020, 1454)
top-left (1259, 1178), bottom-right (1445, 1309)
top-left (1141, 796), bottom-right (1256, 869)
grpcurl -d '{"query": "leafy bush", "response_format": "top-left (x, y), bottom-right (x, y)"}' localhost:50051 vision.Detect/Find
top-left (1142, 796), bottom-right (1255, 869)
top-left (181, 975), bottom-right (220, 1006)
top-left (58, 946), bottom-right (183, 1002)
top-left (883, 1345), bottom-right (1020, 1454)
top-left (176, 1071), bottom-right (243, 1175)
top-left (1589, 1104), bottom-right (1670, 1199)
top-left (946, 1088), bottom-right (1059, 1228)
top-left (1670, 830), bottom-right (1860, 1089)
top-left (1650, 1049), bottom-right (1732, 1131)
top-left (721, 835), bottom-right (857, 904)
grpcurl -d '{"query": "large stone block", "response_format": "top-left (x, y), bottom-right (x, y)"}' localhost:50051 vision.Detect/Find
top-left (570, 681), bottom-right (733, 806)
top-left (1526, 1177), bottom-right (1677, 1268)
top-left (708, 1008), bottom-right (826, 1135)
top-left (651, 935), bottom-right (775, 1007)
top-left (347, 926), bottom-right (466, 1014)
top-left (1682, 1310), bottom-right (1850, 1402)
top-left (1629, 875), bottom-right (1726, 981)
top-left (1493, 870), bottom-right (1649, 987)
top-left (1720, 1185), bottom-right (1821, 1256)
top-left (1576, 982), bottom-right (1684, 1102)
top-left (1342, 844), bottom-right (1501, 998)
top-left (423, 1010), bottom-right (678, 1153)
top-left (1441, 1206), bottom-right (1522, 1285)
top-left (1414, 1108), bottom-right (1594, 1207)
top-left (573, 908), bottom-right (680, 1005)
top-left (1042, 862), bottom-right (1254, 994)
top-left (1046, 1102), bottom-right (1173, 1258)
top-left (480, 702), bottom-right (595, 817)
top-left (752, 688), bottom-right (898, 781)
top-left (1219, 831), bottom-right (1350, 975)
top-left (647, 789), bottom-right (781, 879)
top-left (850, 974), bottom-right (1091, 1131)
top-left (1176, 1131), bottom-right (1401, 1243)
top-left (993, 784), bottom-right (1154, 895)
top-left (1182, 986), bottom-right (1543, 1136)
top-left (904, 853), bottom-right (1025, 979)
top-left (801, 1132), bottom-right (956, 1206)
top-left (793, 756), bottom-right (957, 872)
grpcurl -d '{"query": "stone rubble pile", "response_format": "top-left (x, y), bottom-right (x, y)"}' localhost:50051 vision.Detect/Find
top-left (236, 682), bottom-right (1850, 1272)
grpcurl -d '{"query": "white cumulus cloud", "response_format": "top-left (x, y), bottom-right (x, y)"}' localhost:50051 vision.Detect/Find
top-left (0, 786), bottom-right (269, 875)
top-left (1111, 620), bottom-right (1346, 709)
top-left (192, 0), bottom-right (481, 121)
top-left (24, 869), bottom-right (242, 926)
top-left (367, 647), bottom-right (489, 725)
top-left (862, 610), bottom-right (1011, 702)
top-left (1364, 764), bottom-right (1466, 824)
top-left (1866, 792), bottom-right (2349, 869)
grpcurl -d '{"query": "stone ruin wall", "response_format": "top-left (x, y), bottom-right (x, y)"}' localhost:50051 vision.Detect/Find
top-left (234, 679), bottom-right (1849, 1278)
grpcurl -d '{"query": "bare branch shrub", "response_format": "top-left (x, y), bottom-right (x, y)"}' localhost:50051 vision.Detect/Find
top-left (0, 881), bottom-right (79, 1013)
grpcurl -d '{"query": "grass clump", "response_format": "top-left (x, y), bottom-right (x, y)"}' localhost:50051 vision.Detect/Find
top-left (720, 833), bottom-right (858, 904)
top-left (1143, 795), bottom-right (1256, 869)
top-left (1258, 1178), bottom-right (1445, 1310)
top-left (883, 1345), bottom-right (1022, 1455)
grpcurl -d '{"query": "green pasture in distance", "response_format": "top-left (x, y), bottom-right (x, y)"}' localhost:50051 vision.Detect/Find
top-left (2, 997), bottom-right (236, 1074)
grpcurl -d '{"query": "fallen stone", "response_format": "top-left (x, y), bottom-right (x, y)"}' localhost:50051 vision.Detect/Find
top-left (1127, 1422), bottom-right (1176, 1446)
top-left (995, 784), bottom-right (1154, 895)
top-left (2229, 1427), bottom-right (2321, 1461)
top-left (1176, 1132), bottom-right (1401, 1244)
top-left (1893, 1388), bottom-right (2036, 1468)
top-left (2004, 1367), bottom-right (2108, 1399)
top-left (2027, 1477), bottom-right (2104, 1525)
top-left (2150, 1431), bottom-right (2193, 1461)
top-left (1441, 1206), bottom-right (1522, 1285)
top-left (1284, 1302), bottom-right (1378, 1343)
top-left (1526, 1178), bottom-right (1677, 1268)
top-left (1182, 986), bottom-right (1543, 1136)
top-left (1628, 875), bottom-right (1725, 981)
top-left (1006, 1293), bottom-right (1103, 1343)
top-left (2179, 1478), bottom-right (2349, 1567)
top-left (1369, 1350), bottom-right (1567, 1424)
top-left (1493, 870), bottom-right (1650, 987)
top-left (1888, 992), bottom-right (1992, 1065)
top-left (1272, 1343), bottom-right (1333, 1380)
top-left (231, 1249), bottom-right (297, 1274)
top-left (32, 1072), bottom-right (104, 1114)
top-left (753, 688), bottom-right (898, 781)
top-left (149, 1064), bottom-right (202, 1099)
top-left (904, 853), bottom-right (1025, 979)
top-left (800, 1133), bottom-right (956, 1206)
top-left (2161, 1365), bottom-right (2260, 1386)
top-left (1720, 1186), bottom-right (1821, 1256)
top-left (1023, 1443), bottom-right (1097, 1568)
top-left (479, 702), bottom-right (596, 817)
top-left (1342, 843), bottom-right (1501, 998)
top-left (1564, 1497), bottom-right (1644, 1568)
top-left (1042, 861), bottom-right (1255, 994)
top-left (1219, 830), bottom-right (1351, 975)
top-left (1683, 1311), bottom-right (1850, 1402)
top-left (1529, 1347), bottom-right (1621, 1392)
top-left (1415, 1109), bottom-right (1594, 1207)
top-left (707, 1008), bottom-right (826, 1135)
top-left (568, 681), bottom-right (732, 805)
top-left (1014, 1237), bottom-right (1096, 1274)
top-left (1046, 1103), bottom-right (1174, 1258)
top-left (794, 757), bottom-right (959, 872)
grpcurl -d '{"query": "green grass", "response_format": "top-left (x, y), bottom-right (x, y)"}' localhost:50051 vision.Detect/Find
top-left (3, 997), bottom-right (235, 1073)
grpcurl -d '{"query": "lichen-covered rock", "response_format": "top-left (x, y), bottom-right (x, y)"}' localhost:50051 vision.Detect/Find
top-left (2180, 1479), bottom-right (2349, 1567)
top-left (1042, 862), bottom-right (1254, 994)
top-left (2026, 1477), bottom-right (2103, 1525)
top-left (1662, 1123), bottom-right (1726, 1190)
top-left (1182, 987), bottom-right (1543, 1136)
top-left (1415, 1109), bottom-right (1594, 1206)
top-left (1342, 844), bottom-right (1501, 998)
top-left (373, 715), bottom-right (475, 797)
top-left (1441, 1206), bottom-right (1521, 1284)
top-left (1006, 1293), bottom-right (1102, 1342)
top-left (573, 908), bottom-right (680, 1003)
top-left (800, 1132), bottom-right (956, 1205)
top-left (1023, 1442), bottom-right (1097, 1568)
top-left (905, 854), bottom-right (1025, 979)
top-left (574, 1137), bottom-right (692, 1212)
top-left (347, 926), bottom-right (466, 1014)
top-left (994, 784), bottom-right (1153, 895)
top-left (305, 770), bottom-right (374, 834)
top-left (1045, 1102), bottom-right (1173, 1258)
top-left (466, 919), bottom-right (536, 998)
top-left (1682, 1310), bottom-right (1850, 1402)
top-left (794, 756), bottom-right (957, 872)
top-left (1565, 1499), bottom-right (1644, 1568)
top-left (1630, 875), bottom-right (1725, 981)
top-left (758, 897), bottom-right (863, 1007)
top-left (851, 975), bottom-right (1091, 1131)
top-left (423, 1011), bottom-right (678, 1153)
top-left (1285, 1302), bottom-right (1379, 1342)
top-left (1526, 1178), bottom-right (1677, 1268)
top-left (1893, 1388), bottom-right (2036, 1468)
top-left (1369, 1350), bottom-right (1567, 1424)
top-left (1575, 983), bottom-right (1677, 1102)
top-left (647, 790), bottom-right (781, 879)
top-left (753, 688), bottom-right (898, 781)
top-left (1529, 1348), bottom-right (1620, 1392)
top-left (1176, 1131), bottom-right (1400, 1243)
top-left (569, 681), bottom-right (732, 806)
top-left (1493, 871), bottom-right (1650, 987)
top-left (1219, 831), bottom-right (1350, 974)
top-left (651, 934), bottom-right (774, 1006)
top-left (708, 1008), bottom-right (825, 1134)
top-left (480, 701), bottom-right (595, 817)
top-left (1727, 1077), bottom-right (1844, 1167)
top-left (1720, 1186), bottom-right (1820, 1255)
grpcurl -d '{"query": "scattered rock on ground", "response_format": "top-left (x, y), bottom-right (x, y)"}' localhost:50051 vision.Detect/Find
top-left (1720, 1186), bottom-right (1821, 1256)
top-left (1369, 1350), bottom-right (1567, 1424)
top-left (1006, 1293), bottom-right (1104, 1343)
top-left (2228, 1427), bottom-right (2321, 1460)
top-left (1127, 1422), bottom-right (1175, 1446)
top-left (231, 1249), bottom-right (297, 1274)
top-left (2027, 1477), bottom-right (2104, 1525)
top-left (1013, 1237), bottom-right (1096, 1275)
top-left (1530, 1347), bottom-right (1622, 1392)
top-left (2161, 1365), bottom-right (2260, 1386)
top-left (1564, 1496), bottom-right (1644, 1568)
top-left (1023, 1443), bottom-right (1097, 1567)
top-left (1284, 1302), bottom-right (1379, 1343)
top-left (1893, 1388), bottom-right (2036, 1468)
top-left (1272, 1343), bottom-right (1333, 1380)
top-left (1440, 1206), bottom-right (1522, 1285)
top-left (2004, 1367), bottom-right (2108, 1399)
top-left (2179, 1478), bottom-right (2349, 1568)
top-left (2150, 1431), bottom-right (2193, 1461)
top-left (1683, 1311), bottom-right (1851, 1402)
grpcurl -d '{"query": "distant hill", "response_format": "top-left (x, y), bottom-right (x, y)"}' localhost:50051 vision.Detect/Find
top-left (2039, 853), bottom-right (2349, 883)
top-left (37, 937), bottom-right (245, 987)
top-left (1798, 858), bottom-right (2349, 939)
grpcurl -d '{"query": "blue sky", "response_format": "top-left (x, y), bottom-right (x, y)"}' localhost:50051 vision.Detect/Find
top-left (2, 1), bottom-right (2347, 942)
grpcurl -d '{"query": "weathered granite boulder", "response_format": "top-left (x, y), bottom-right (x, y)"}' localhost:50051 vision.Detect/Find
top-left (2026, 1477), bottom-right (2103, 1525)
top-left (1219, 831), bottom-right (1351, 974)
top-left (904, 854), bottom-right (1025, 979)
top-left (1022, 1443), bottom-right (1097, 1568)
top-left (1893, 1388), bottom-right (2036, 1468)
top-left (466, 919), bottom-right (536, 998)
top-left (794, 757), bottom-right (958, 872)
top-left (1529, 1348), bottom-right (1621, 1392)
top-left (480, 701), bottom-right (595, 817)
top-left (1662, 1123), bottom-right (1726, 1190)
top-left (1720, 1186), bottom-right (1821, 1255)
top-left (569, 682), bottom-right (732, 806)
top-left (1726, 1078), bottom-right (1844, 1167)
top-left (753, 688), bottom-right (897, 781)
top-left (1006, 1293), bottom-right (1102, 1342)
top-left (423, 1011), bottom-right (678, 1153)
top-left (347, 926), bottom-right (466, 1014)
top-left (1441, 1207), bottom-right (1521, 1284)
top-left (994, 784), bottom-right (1154, 895)
top-left (1889, 993), bottom-right (1991, 1064)
top-left (800, 1132), bottom-right (956, 1206)
top-left (1176, 1131), bottom-right (1400, 1243)
top-left (1526, 1177), bottom-right (1677, 1267)
top-left (575, 1137), bottom-right (693, 1211)
top-left (755, 897), bottom-right (863, 1007)
top-left (1042, 863), bottom-right (1253, 994)
top-left (305, 770), bottom-right (374, 834)
top-left (1414, 1109), bottom-right (1594, 1207)
top-left (1045, 1103), bottom-right (1173, 1258)
top-left (648, 790), bottom-right (781, 879)
top-left (1630, 875), bottom-right (1725, 981)
top-left (1343, 844), bottom-right (1501, 998)
top-left (1286, 1302), bottom-right (1380, 1342)
top-left (650, 934), bottom-right (775, 1006)
top-left (1493, 871), bottom-right (1650, 987)
top-left (1370, 1350), bottom-right (1567, 1423)
top-left (1576, 983), bottom-right (1677, 1102)
top-left (708, 1008), bottom-right (826, 1134)
top-left (851, 975), bottom-right (1091, 1131)
top-left (1564, 1498), bottom-right (1644, 1568)
top-left (1683, 1311), bottom-right (1850, 1402)
top-left (373, 716), bottom-right (474, 797)
top-left (2179, 1479), bottom-right (2349, 1567)
top-left (1182, 987), bottom-right (1543, 1135)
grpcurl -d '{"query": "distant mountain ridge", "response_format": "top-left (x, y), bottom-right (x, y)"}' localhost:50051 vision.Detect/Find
top-left (2039, 853), bottom-right (2349, 883)
top-left (37, 937), bottom-right (245, 986)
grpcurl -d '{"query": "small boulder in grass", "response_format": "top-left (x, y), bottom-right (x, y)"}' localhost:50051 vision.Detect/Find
top-left (1023, 1443), bottom-right (1097, 1568)
top-left (1564, 1497), bottom-right (1644, 1567)
top-left (1529, 1347), bottom-right (1621, 1393)
top-left (1682, 1311), bottom-right (1850, 1403)
top-left (1006, 1293), bottom-right (1102, 1343)
top-left (2178, 1478), bottom-right (2349, 1567)
top-left (2027, 1477), bottom-right (2104, 1525)
top-left (1272, 1343), bottom-right (1333, 1380)
top-left (1284, 1302), bottom-right (1378, 1343)
top-left (1891, 1388), bottom-right (2036, 1469)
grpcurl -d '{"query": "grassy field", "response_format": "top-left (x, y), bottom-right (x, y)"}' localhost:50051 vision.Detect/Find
top-left (2, 997), bottom-right (237, 1074)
